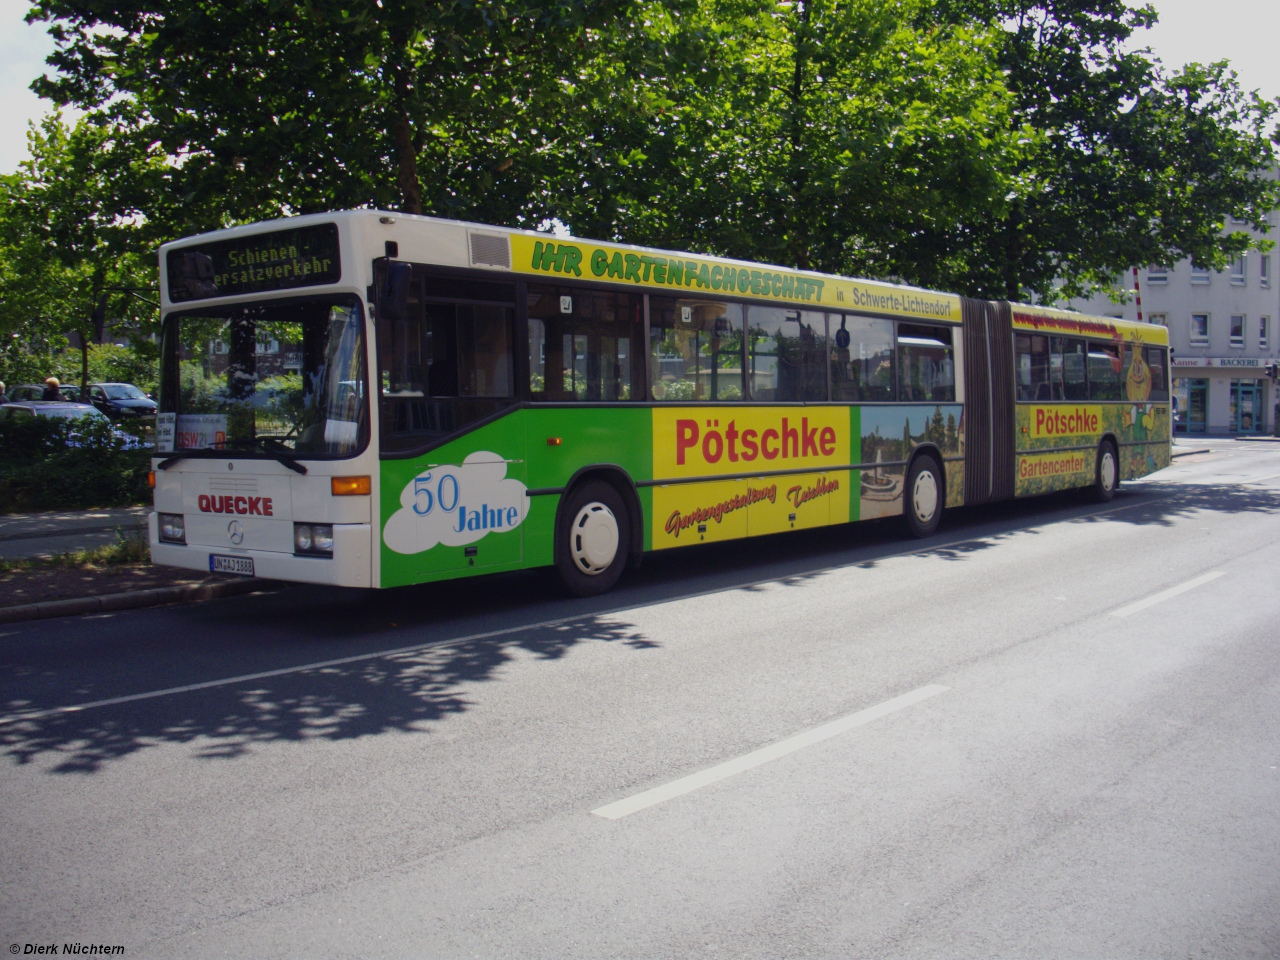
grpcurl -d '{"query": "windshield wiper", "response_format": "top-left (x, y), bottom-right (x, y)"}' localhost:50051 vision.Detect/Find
top-left (155, 438), bottom-right (308, 474)
top-left (156, 452), bottom-right (196, 471)
top-left (224, 437), bottom-right (309, 474)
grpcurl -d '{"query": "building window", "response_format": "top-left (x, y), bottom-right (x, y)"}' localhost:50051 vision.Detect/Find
top-left (1190, 314), bottom-right (1209, 345)
top-left (1190, 263), bottom-right (1211, 284)
top-left (1260, 317), bottom-right (1269, 349)
top-left (1148, 312), bottom-right (1167, 327)
top-left (1230, 258), bottom-right (1246, 285)
top-left (1230, 314), bottom-right (1245, 347)
top-left (1146, 264), bottom-right (1167, 284)
top-left (1261, 255), bottom-right (1270, 288)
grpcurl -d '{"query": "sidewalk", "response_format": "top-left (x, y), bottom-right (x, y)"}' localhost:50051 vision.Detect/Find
top-left (0, 505), bottom-right (150, 560)
top-left (0, 504), bottom-right (282, 622)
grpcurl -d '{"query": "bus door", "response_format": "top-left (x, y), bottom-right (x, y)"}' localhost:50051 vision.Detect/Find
top-left (375, 267), bottom-right (524, 574)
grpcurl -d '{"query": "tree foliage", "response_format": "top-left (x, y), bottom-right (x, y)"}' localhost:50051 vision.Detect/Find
top-left (924, 0), bottom-right (1280, 300)
top-left (30, 0), bottom-right (634, 227)
top-left (0, 114), bottom-right (162, 393)
top-left (550, 0), bottom-right (1023, 285)
top-left (17, 0), bottom-right (1280, 306)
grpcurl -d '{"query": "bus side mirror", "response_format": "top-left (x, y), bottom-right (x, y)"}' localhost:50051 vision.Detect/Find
top-left (379, 261), bottom-right (413, 322)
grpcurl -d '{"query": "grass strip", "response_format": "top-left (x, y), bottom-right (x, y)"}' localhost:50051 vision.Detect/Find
top-left (0, 525), bottom-right (151, 574)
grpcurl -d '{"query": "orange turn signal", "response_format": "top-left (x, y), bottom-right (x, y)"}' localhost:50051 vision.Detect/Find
top-left (147, 470), bottom-right (156, 489)
top-left (331, 475), bottom-right (371, 496)
top-left (547, 437), bottom-right (562, 446)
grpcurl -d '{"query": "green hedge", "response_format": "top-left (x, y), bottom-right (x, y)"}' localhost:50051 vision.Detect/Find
top-left (0, 415), bottom-right (151, 513)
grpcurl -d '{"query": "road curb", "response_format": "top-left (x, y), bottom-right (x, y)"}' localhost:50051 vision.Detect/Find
top-left (1171, 448), bottom-right (1211, 459)
top-left (0, 578), bottom-right (282, 624)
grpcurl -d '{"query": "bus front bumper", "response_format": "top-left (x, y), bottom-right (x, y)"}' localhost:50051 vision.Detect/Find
top-left (148, 513), bottom-right (372, 588)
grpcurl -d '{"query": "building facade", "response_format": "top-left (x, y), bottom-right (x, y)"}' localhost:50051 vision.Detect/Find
top-left (1069, 212), bottom-right (1279, 435)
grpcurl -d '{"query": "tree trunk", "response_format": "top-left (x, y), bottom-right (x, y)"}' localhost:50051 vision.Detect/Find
top-left (1003, 208), bottom-right (1022, 302)
top-left (786, 0), bottom-right (811, 270)
top-left (80, 334), bottom-right (89, 399)
top-left (387, 32), bottom-right (424, 215)
top-left (392, 106), bottom-right (423, 215)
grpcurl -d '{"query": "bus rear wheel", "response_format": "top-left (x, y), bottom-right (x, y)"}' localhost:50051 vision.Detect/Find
top-left (904, 455), bottom-right (943, 538)
top-left (1092, 440), bottom-right (1119, 502)
top-left (555, 480), bottom-right (630, 596)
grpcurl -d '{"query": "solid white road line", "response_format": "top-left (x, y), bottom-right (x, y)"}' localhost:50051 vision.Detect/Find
top-left (1, 487), bottom-right (1173, 728)
top-left (0, 616), bottom-right (585, 726)
top-left (591, 684), bottom-right (950, 820)
top-left (1109, 571), bottom-right (1225, 619)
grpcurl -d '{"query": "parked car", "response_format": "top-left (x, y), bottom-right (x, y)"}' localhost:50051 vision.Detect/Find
top-left (88, 382), bottom-right (158, 419)
top-left (0, 402), bottom-right (149, 448)
top-left (8, 382), bottom-right (82, 402)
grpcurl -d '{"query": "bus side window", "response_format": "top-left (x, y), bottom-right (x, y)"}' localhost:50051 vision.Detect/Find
top-left (747, 306), bottom-right (828, 402)
top-left (456, 303), bottom-right (513, 398)
top-left (1050, 337), bottom-right (1088, 401)
top-left (648, 297), bottom-right (744, 401)
top-left (897, 323), bottom-right (954, 402)
top-left (1145, 346), bottom-right (1169, 402)
top-left (527, 285), bottom-right (643, 401)
top-left (1015, 334), bottom-right (1051, 401)
top-left (1087, 341), bottom-right (1123, 401)
top-left (377, 272), bottom-right (516, 453)
top-left (830, 314), bottom-right (894, 402)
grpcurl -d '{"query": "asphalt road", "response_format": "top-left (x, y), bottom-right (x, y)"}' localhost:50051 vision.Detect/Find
top-left (2, 439), bottom-right (1278, 958)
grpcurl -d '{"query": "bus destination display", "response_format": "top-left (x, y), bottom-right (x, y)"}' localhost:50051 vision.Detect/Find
top-left (167, 223), bottom-right (341, 302)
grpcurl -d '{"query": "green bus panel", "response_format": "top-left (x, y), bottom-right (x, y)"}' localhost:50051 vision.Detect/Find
top-left (376, 403), bottom-right (986, 589)
top-left (378, 407), bottom-right (652, 588)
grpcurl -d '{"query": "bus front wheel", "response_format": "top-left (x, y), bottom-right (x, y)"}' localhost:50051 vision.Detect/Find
top-left (904, 455), bottom-right (943, 538)
top-left (1092, 440), bottom-right (1119, 502)
top-left (555, 480), bottom-right (630, 596)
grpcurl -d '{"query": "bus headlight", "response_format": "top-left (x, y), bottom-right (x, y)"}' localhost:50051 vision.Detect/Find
top-left (159, 513), bottom-right (186, 544)
top-left (294, 523), bottom-right (333, 557)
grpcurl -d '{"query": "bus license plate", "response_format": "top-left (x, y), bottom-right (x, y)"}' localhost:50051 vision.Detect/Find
top-left (210, 554), bottom-right (254, 577)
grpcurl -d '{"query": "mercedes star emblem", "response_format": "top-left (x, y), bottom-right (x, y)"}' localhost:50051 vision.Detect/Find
top-left (227, 520), bottom-right (245, 545)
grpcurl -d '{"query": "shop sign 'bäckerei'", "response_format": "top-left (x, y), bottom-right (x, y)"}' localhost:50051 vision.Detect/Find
top-left (1172, 357), bottom-right (1268, 368)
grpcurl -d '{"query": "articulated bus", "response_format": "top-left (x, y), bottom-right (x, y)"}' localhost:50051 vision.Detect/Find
top-left (150, 211), bottom-right (1171, 595)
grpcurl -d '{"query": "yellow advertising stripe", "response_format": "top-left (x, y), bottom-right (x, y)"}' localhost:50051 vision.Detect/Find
top-left (509, 235), bottom-right (960, 322)
top-left (651, 471), bottom-right (849, 550)
top-left (1011, 306), bottom-right (1169, 346)
top-left (1025, 405), bottom-right (1104, 440)
top-left (1016, 450), bottom-right (1091, 483)
top-left (652, 407), bottom-right (850, 481)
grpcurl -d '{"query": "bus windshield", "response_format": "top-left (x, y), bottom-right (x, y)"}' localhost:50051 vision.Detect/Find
top-left (161, 294), bottom-right (368, 457)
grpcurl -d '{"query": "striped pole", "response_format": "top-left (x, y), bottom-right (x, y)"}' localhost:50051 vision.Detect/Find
top-left (1133, 266), bottom-right (1144, 322)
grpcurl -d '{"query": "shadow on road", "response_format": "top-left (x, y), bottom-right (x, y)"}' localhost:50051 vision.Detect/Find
top-left (2, 479), bottom-right (1276, 774)
top-left (0, 610), bottom-right (653, 773)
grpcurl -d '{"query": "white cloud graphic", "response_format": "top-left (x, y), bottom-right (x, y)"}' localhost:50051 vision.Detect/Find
top-left (383, 452), bottom-right (528, 555)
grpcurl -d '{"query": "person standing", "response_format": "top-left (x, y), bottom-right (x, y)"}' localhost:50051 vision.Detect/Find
top-left (0, 381), bottom-right (8, 403)
top-left (41, 377), bottom-right (65, 401)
